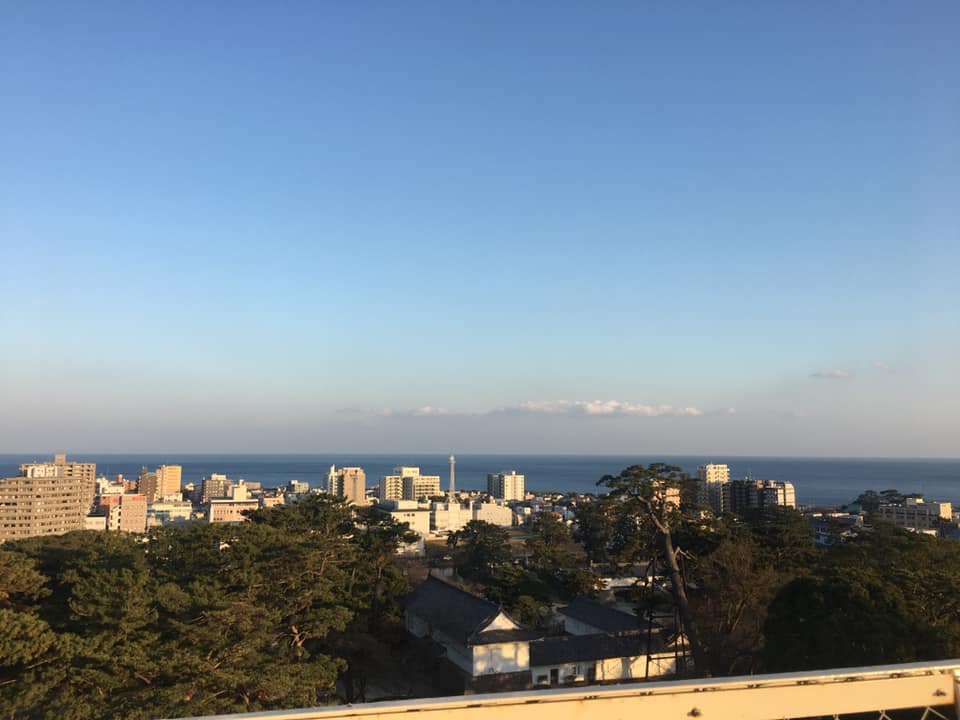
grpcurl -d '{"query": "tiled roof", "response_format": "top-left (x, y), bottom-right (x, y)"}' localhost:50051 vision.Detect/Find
top-left (530, 632), bottom-right (663, 666)
top-left (405, 575), bottom-right (536, 645)
top-left (558, 597), bottom-right (641, 634)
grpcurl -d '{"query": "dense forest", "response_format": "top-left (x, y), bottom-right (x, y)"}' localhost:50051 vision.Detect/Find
top-left (0, 497), bottom-right (415, 719)
top-left (4, 467), bottom-right (960, 719)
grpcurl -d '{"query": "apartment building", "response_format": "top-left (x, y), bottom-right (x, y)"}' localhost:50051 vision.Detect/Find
top-left (100, 494), bottom-right (148, 533)
top-left (379, 467), bottom-right (441, 502)
top-left (201, 473), bottom-right (232, 503)
top-left (487, 471), bottom-right (525, 501)
top-left (328, 465), bottom-right (367, 504)
top-left (20, 453), bottom-right (96, 513)
top-left (696, 463), bottom-right (729, 514)
top-left (725, 479), bottom-right (797, 514)
top-left (0, 472), bottom-right (87, 542)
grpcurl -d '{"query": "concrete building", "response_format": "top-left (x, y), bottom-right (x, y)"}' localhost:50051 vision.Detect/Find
top-left (101, 494), bottom-right (148, 533)
top-left (95, 476), bottom-right (124, 498)
top-left (207, 482), bottom-right (260, 523)
top-left (0, 472), bottom-right (87, 542)
top-left (431, 501), bottom-right (467, 534)
top-left (471, 502), bottom-right (514, 527)
top-left (379, 467), bottom-right (441, 502)
top-left (137, 468), bottom-right (160, 503)
top-left (147, 498), bottom-right (194, 526)
top-left (84, 515), bottom-right (107, 531)
top-left (696, 463), bottom-right (729, 514)
top-left (328, 466), bottom-right (367, 504)
top-left (156, 465), bottom-right (182, 498)
top-left (201, 473), bottom-right (232, 503)
top-left (725, 479), bottom-right (797, 514)
top-left (20, 454), bottom-right (96, 513)
top-left (487, 471), bottom-right (525, 501)
top-left (877, 497), bottom-right (952, 531)
top-left (379, 499), bottom-right (432, 536)
top-left (287, 479), bottom-right (309, 496)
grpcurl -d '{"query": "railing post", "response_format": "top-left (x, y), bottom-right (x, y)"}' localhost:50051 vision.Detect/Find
top-left (954, 669), bottom-right (960, 718)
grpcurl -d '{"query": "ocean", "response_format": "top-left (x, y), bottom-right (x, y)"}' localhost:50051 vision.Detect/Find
top-left (2, 454), bottom-right (959, 508)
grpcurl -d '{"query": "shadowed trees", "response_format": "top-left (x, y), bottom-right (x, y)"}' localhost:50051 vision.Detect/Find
top-left (0, 495), bottom-right (414, 719)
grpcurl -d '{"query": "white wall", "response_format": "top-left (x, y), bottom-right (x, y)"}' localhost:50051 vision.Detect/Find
top-left (531, 663), bottom-right (586, 686)
top-left (472, 641), bottom-right (529, 675)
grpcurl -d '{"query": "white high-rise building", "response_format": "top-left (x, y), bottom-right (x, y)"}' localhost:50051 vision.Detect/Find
top-left (328, 466), bottom-right (367, 505)
top-left (379, 467), bottom-right (441, 502)
top-left (487, 471), bottom-right (525, 501)
top-left (696, 463), bottom-right (730, 514)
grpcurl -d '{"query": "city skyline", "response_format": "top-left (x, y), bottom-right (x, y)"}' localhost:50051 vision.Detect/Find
top-left (2, 3), bottom-right (957, 456)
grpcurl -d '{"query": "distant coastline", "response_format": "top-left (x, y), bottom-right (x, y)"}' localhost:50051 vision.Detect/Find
top-left (2, 454), bottom-right (959, 508)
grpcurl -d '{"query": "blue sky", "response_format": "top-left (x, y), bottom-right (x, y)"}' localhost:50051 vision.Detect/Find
top-left (1, 2), bottom-right (957, 455)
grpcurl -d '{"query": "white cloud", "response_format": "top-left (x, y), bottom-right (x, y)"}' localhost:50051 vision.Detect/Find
top-left (339, 399), bottom-right (706, 419)
top-left (411, 405), bottom-right (452, 416)
top-left (873, 361), bottom-right (895, 373)
top-left (810, 369), bottom-right (851, 380)
top-left (497, 400), bottom-right (704, 417)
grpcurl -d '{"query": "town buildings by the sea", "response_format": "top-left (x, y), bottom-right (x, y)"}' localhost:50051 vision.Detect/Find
top-left (2, 453), bottom-right (959, 548)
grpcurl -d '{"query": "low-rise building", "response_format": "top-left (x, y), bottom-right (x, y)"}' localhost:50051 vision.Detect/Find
top-left (558, 597), bottom-right (642, 636)
top-left (147, 498), bottom-right (194, 526)
top-left (530, 631), bottom-right (681, 686)
top-left (471, 502), bottom-right (514, 527)
top-left (379, 499), bottom-right (432, 536)
top-left (206, 481), bottom-right (259, 523)
top-left (431, 501), bottom-right (468, 534)
top-left (405, 576), bottom-right (539, 692)
top-left (877, 497), bottom-right (951, 531)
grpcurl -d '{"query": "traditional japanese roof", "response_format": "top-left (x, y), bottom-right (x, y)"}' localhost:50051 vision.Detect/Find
top-left (405, 575), bottom-right (539, 645)
top-left (558, 597), bottom-right (642, 634)
top-left (529, 631), bottom-right (664, 666)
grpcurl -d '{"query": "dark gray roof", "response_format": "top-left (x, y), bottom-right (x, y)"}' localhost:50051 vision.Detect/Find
top-left (558, 597), bottom-right (641, 634)
top-left (529, 632), bottom-right (664, 666)
top-left (470, 628), bottom-right (543, 645)
top-left (405, 575), bottom-right (536, 645)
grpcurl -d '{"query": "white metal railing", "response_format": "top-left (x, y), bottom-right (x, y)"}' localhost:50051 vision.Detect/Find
top-left (178, 660), bottom-right (960, 720)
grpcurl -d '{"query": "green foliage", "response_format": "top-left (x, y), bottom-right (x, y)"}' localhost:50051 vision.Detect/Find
top-left (558, 568), bottom-right (602, 598)
top-left (572, 501), bottom-right (614, 565)
top-left (511, 595), bottom-right (546, 628)
top-left (0, 496), bottom-right (413, 719)
top-left (740, 507), bottom-right (815, 572)
top-left (764, 525), bottom-right (960, 671)
top-left (447, 520), bottom-right (511, 579)
top-left (525, 513), bottom-right (581, 572)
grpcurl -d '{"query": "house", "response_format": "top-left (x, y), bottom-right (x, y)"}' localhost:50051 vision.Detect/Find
top-left (404, 575), bottom-right (540, 692)
top-left (558, 597), bottom-right (642, 635)
top-left (406, 581), bottom-right (689, 692)
top-left (529, 630), bottom-right (684, 687)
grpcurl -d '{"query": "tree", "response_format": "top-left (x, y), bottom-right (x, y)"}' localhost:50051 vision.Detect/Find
top-left (688, 535), bottom-right (787, 676)
top-left (598, 463), bottom-right (707, 674)
top-left (572, 501), bottom-right (613, 566)
top-left (447, 521), bottom-right (511, 579)
top-left (525, 513), bottom-right (580, 572)
top-left (764, 525), bottom-right (960, 671)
